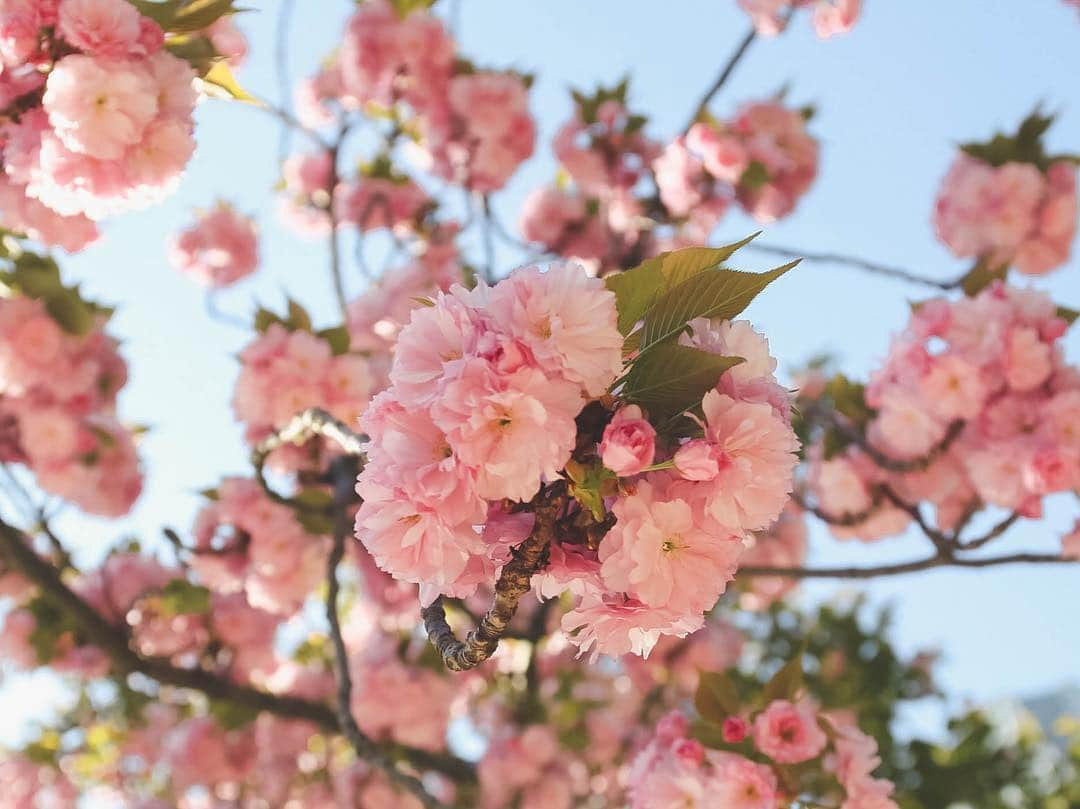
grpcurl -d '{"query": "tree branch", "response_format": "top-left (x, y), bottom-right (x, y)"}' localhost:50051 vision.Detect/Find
top-left (737, 552), bottom-right (1075, 580)
top-left (0, 516), bottom-right (474, 787)
top-left (323, 459), bottom-right (446, 809)
top-left (684, 24), bottom-right (758, 132)
top-left (744, 242), bottom-right (966, 291)
top-left (421, 489), bottom-right (564, 671)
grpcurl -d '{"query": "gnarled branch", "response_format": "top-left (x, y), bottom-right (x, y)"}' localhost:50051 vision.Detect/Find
top-left (421, 490), bottom-right (564, 671)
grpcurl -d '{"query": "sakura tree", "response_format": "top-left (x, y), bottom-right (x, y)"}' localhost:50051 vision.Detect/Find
top-left (0, 1), bottom-right (1077, 807)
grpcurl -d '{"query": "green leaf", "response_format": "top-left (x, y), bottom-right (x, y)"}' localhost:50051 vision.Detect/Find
top-left (639, 259), bottom-right (798, 350)
top-left (566, 460), bottom-right (617, 519)
top-left (620, 344), bottom-right (743, 421)
top-left (286, 298), bottom-right (312, 332)
top-left (606, 235), bottom-right (762, 335)
top-left (159, 579), bottom-right (211, 616)
top-left (127, 0), bottom-right (181, 28)
top-left (199, 487), bottom-right (219, 501)
top-left (165, 33), bottom-right (218, 74)
top-left (695, 671), bottom-right (742, 723)
top-left (171, 0), bottom-right (242, 32)
top-left (202, 60), bottom-right (257, 103)
top-left (297, 510), bottom-right (334, 535)
top-left (959, 108), bottom-right (1058, 171)
top-left (824, 373), bottom-right (874, 427)
top-left (740, 160), bottom-right (771, 191)
top-left (388, 0), bottom-right (436, 17)
top-left (1056, 305), bottom-right (1079, 325)
top-left (762, 656), bottom-right (804, 705)
top-left (958, 258), bottom-right (1008, 297)
top-left (317, 325), bottom-right (351, 355)
top-left (45, 291), bottom-right (96, 336)
top-left (253, 305), bottom-right (280, 333)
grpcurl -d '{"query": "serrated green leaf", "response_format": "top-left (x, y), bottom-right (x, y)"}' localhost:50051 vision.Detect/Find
top-left (45, 291), bottom-right (96, 336)
top-left (165, 33), bottom-right (218, 74)
top-left (762, 656), bottom-right (804, 705)
top-left (127, 0), bottom-right (181, 28)
top-left (695, 671), bottom-right (742, 723)
top-left (620, 344), bottom-right (743, 421)
top-left (639, 260), bottom-right (798, 350)
top-left (606, 235), bottom-right (761, 336)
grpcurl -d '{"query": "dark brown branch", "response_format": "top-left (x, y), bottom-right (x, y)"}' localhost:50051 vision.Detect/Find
top-left (957, 511), bottom-right (1021, 551)
top-left (879, 485), bottom-right (954, 556)
top-left (0, 517), bottom-right (474, 786)
top-left (790, 487), bottom-right (881, 527)
top-left (684, 24), bottom-right (758, 132)
top-left (738, 552), bottom-right (1076, 580)
top-left (323, 460), bottom-right (445, 809)
top-left (421, 492), bottom-right (563, 671)
top-left (835, 417), bottom-right (965, 475)
top-left (744, 242), bottom-right (966, 291)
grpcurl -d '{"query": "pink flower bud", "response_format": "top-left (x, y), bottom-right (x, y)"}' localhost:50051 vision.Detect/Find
top-left (672, 738), bottom-right (705, 765)
top-left (600, 405), bottom-right (656, 476)
top-left (655, 710), bottom-right (689, 743)
top-left (723, 716), bottom-right (749, 743)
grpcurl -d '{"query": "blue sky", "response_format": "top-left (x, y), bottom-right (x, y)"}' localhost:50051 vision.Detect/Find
top-left (2, 0), bottom-right (1079, 745)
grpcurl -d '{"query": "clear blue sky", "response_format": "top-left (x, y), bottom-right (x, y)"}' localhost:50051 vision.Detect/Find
top-left (3, 0), bottom-right (1078, 745)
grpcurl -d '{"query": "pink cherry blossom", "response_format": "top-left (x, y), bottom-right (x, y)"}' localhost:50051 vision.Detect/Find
top-left (753, 698), bottom-right (828, 763)
top-left (169, 201), bottom-right (259, 287)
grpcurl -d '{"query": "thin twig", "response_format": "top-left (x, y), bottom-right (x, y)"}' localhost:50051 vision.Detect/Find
top-left (744, 242), bottom-right (966, 291)
top-left (879, 485), bottom-right (954, 557)
top-left (834, 417), bottom-right (965, 475)
top-left (327, 126), bottom-right (350, 317)
top-left (0, 515), bottom-right (474, 786)
top-left (738, 552), bottom-right (1075, 580)
top-left (684, 24), bottom-right (758, 132)
top-left (323, 459), bottom-right (445, 809)
top-left (957, 511), bottom-right (1021, 551)
top-left (274, 0), bottom-right (297, 164)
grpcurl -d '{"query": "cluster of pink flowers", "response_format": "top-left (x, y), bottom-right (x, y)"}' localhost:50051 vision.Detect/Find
top-left (520, 96), bottom-right (659, 273)
top-left (169, 201), bottom-right (259, 287)
top-left (232, 324), bottom-right (373, 448)
top-left (419, 70), bottom-right (537, 192)
top-left (737, 502), bottom-right (808, 609)
top-left (662, 101), bottom-right (819, 224)
top-left (357, 254), bottom-right (798, 659)
top-left (810, 282), bottom-right (1079, 540)
top-left (0, 293), bottom-right (141, 516)
top-left (629, 702), bottom-right (896, 809)
top-left (355, 261), bottom-right (623, 604)
top-left (934, 155), bottom-right (1077, 275)
top-left (737, 0), bottom-right (863, 38)
top-left (335, 173), bottom-right (430, 232)
top-left (0, 0), bottom-right (200, 240)
top-left (558, 320), bottom-right (797, 660)
top-left (190, 477), bottom-right (329, 615)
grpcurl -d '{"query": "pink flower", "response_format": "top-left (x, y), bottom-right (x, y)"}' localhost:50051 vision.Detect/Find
top-left (600, 405), bottom-right (656, 476)
top-left (57, 0), bottom-right (143, 58)
top-left (674, 439), bottom-right (723, 481)
top-left (723, 716), bottom-right (749, 743)
top-left (599, 478), bottom-right (743, 615)
top-left (813, 0), bottom-right (863, 38)
top-left (432, 361), bottom-right (582, 502)
top-left (753, 698), bottom-right (827, 764)
top-left (1005, 326), bottom-right (1053, 392)
top-left (693, 390), bottom-right (799, 532)
top-left (43, 55), bottom-right (158, 160)
top-left (918, 354), bottom-right (987, 421)
top-left (561, 593), bottom-right (703, 661)
top-left (707, 752), bottom-right (779, 809)
top-left (486, 260), bottom-right (623, 396)
top-left (169, 201), bottom-right (259, 287)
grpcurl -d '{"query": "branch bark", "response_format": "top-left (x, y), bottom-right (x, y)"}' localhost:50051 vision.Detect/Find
top-left (738, 552), bottom-right (1075, 580)
top-left (421, 490), bottom-right (563, 671)
top-left (684, 24), bottom-right (757, 132)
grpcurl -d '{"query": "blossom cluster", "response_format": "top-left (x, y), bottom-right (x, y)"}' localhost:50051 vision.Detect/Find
top-left (357, 255), bottom-right (798, 659)
top-left (629, 703), bottom-right (897, 809)
top-left (0, 0), bottom-right (204, 246)
top-left (281, 0), bottom-right (534, 239)
top-left (934, 154), bottom-right (1077, 276)
top-left (190, 477), bottom-right (329, 615)
top-left (232, 322), bottom-right (373, 449)
top-left (0, 287), bottom-right (141, 516)
top-left (666, 100), bottom-right (820, 225)
top-left (737, 0), bottom-right (863, 38)
top-left (168, 200), bottom-right (259, 288)
top-left (809, 282), bottom-right (1079, 540)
